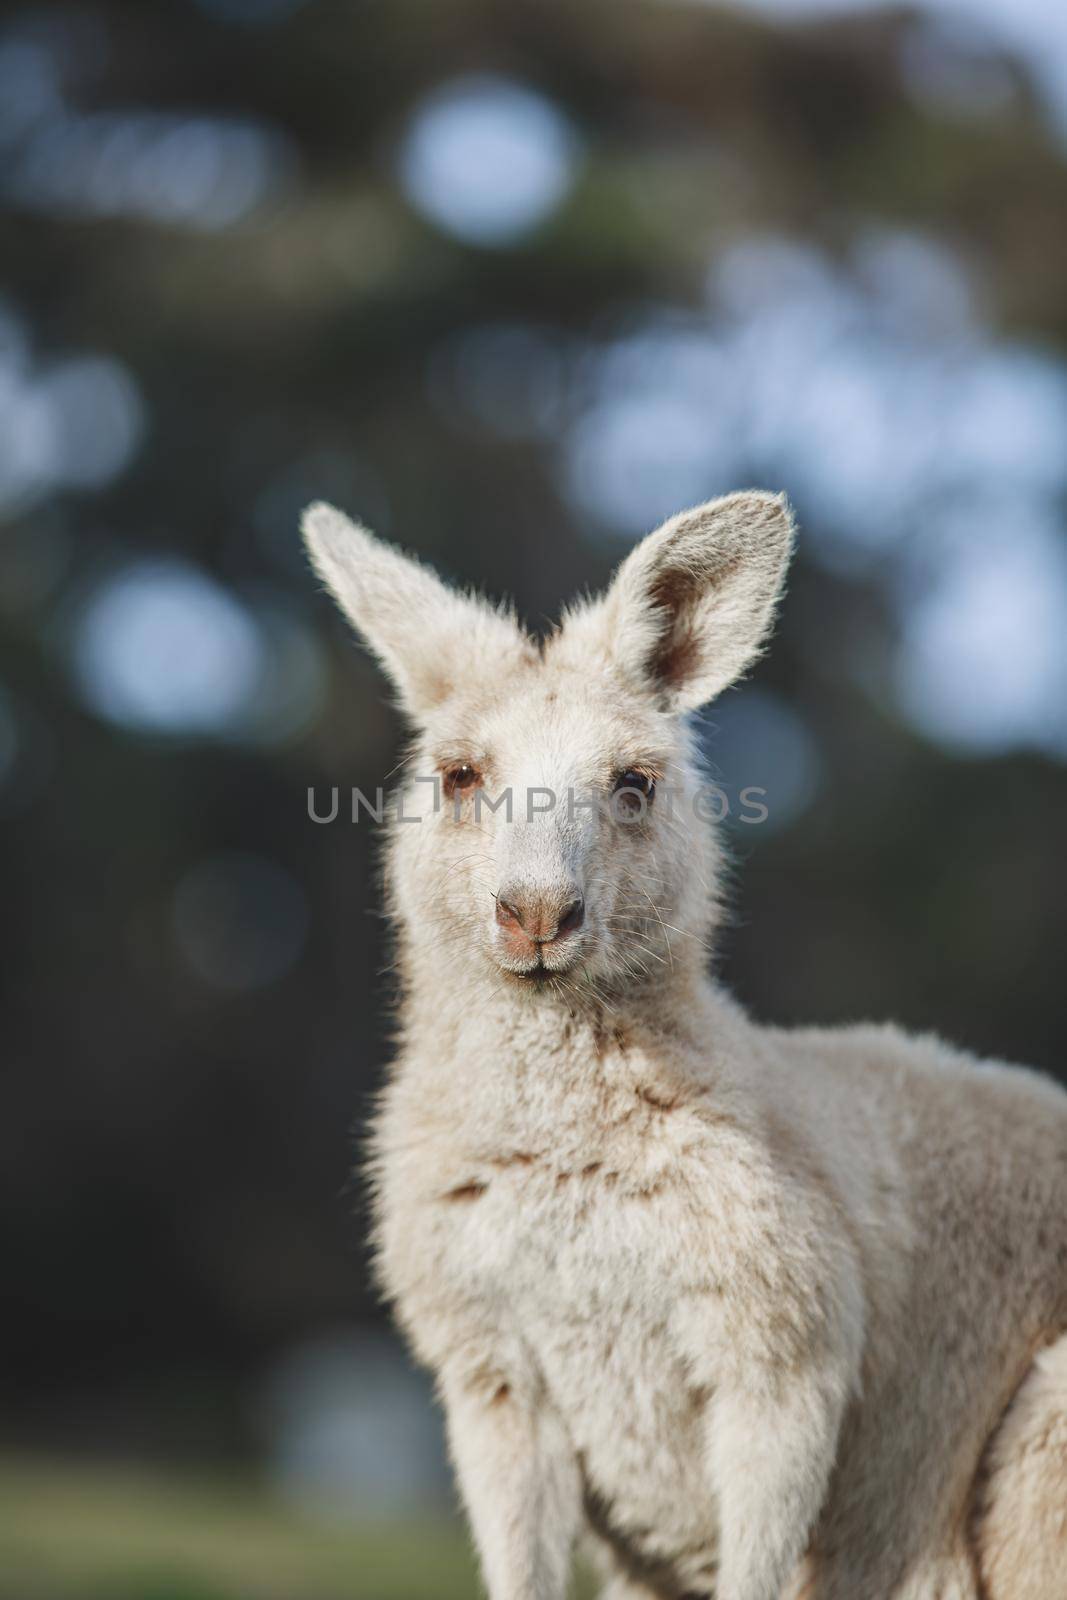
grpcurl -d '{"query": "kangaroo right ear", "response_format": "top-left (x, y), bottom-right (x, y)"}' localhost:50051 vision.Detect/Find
top-left (301, 503), bottom-right (528, 720)
top-left (554, 491), bottom-right (795, 712)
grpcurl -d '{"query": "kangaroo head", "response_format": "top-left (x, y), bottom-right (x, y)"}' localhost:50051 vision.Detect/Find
top-left (302, 492), bottom-right (794, 1002)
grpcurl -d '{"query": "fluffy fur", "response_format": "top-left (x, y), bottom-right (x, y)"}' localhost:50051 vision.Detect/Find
top-left (302, 492), bottom-right (1067, 1600)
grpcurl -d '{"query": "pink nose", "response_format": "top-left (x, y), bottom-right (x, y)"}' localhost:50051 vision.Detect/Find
top-left (495, 889), bottom-right (585, 945)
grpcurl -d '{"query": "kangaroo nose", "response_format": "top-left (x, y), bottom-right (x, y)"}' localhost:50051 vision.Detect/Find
top-left (495, 890), bottom-right (585, 944)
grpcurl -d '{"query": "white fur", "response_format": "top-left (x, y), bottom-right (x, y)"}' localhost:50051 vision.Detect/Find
top-left (302, 492), bottom-right (1067, 1600)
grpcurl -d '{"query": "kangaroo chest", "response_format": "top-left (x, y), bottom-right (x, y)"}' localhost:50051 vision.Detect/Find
top-left (435, 1110), bottom-right (725, 1596)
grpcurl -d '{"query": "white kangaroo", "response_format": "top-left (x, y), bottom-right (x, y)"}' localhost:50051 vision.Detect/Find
top-left (303, 491), bottom-right (1067, 1600)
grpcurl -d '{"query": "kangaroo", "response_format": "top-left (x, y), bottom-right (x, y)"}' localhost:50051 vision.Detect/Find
top-left (302, 491), bottom-right (1067, 1600)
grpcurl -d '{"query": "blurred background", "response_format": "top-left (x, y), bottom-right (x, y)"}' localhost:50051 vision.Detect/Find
top-left (2, 0), bottom-right (1066, 1595)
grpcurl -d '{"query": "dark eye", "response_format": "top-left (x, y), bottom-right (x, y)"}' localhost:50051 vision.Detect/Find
top-left (613, 769), bottom-right (656, 810)
top-left (443, 764), bottom-right (482, 798)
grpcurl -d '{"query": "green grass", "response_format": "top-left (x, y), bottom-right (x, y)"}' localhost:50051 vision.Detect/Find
top-left (0, 1456), bottom-right (481, 1600)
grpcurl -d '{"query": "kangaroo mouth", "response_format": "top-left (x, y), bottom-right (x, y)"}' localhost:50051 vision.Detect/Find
top-left (493, 932), bottom-right (592, 986)
top-left (500, 955), bottom-right (578, 985)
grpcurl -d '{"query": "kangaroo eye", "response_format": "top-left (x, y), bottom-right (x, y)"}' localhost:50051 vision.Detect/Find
top-left (613, 769), bottom-right (656, 807)
top-left (443, 764), bottom-right (482, 798)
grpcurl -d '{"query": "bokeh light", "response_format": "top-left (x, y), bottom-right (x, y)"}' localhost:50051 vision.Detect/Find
top-left (0, 37), bottom-right (63, 141)
top-left (70, 559), bottom-right (327, 744)
top-left (5, 110), bottom-right (294, 230)
top-left (241, 597), bottom-right (328, 745)
top-left (262, 1334), bottom-right (449, 1517)
top-left (702, 689), bottom-right (823, 835)
top-left (37, 357), bottom-right (144, 489)
top-left (73, 560), bottom-right (265, 736)
top-left (426, 322), bottom-right (567, 439)
top-left (397, 74), bottom-right (578, 246)
top-left (0, 300), bottom-right (144, 514)
top-left (896, 506), bottom-right (1067, 758)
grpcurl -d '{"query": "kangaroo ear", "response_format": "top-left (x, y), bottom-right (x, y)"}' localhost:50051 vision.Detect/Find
top-left (562, 491), bottom-right (795, 711)
top-left (302, 503), bottom-right (528, 719)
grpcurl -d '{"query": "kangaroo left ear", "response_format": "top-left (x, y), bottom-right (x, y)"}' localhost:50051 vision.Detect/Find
top-left (301, 502), bottom-right (530, 721)
top-left (567, 491), bottom-right (795, 711)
